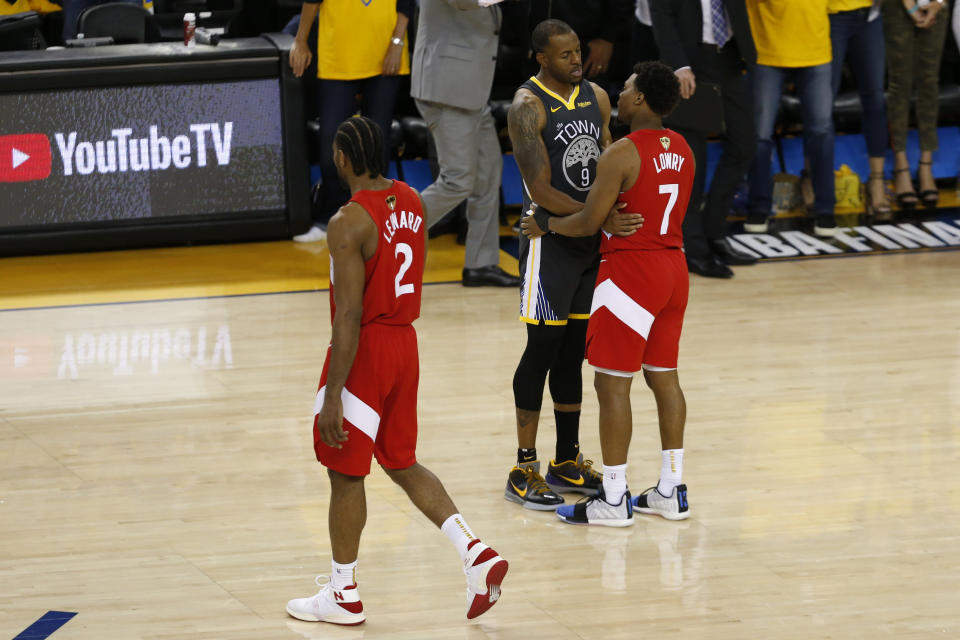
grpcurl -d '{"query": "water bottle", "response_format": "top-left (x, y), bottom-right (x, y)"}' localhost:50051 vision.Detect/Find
top-left (183, 12), bottom-right (196, 48)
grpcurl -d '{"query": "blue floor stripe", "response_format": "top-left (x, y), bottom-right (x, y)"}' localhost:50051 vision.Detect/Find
top-left (13, 612), bottom-right (77, 640)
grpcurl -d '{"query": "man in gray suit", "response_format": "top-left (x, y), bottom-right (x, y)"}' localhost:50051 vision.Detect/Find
top-left (412, 0), bottom-right (521, 287)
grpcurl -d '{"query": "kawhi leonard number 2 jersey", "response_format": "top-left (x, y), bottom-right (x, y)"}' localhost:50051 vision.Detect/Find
top-left (602, 128), bottom-right (695, 253)
top-left (329, 180), bottom-right (426, 327)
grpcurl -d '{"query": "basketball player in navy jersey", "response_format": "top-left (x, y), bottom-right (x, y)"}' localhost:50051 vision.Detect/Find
top-left (504, 19), bottom-right (643, 510)
top-left (523, 62), bottom-right (693, 526)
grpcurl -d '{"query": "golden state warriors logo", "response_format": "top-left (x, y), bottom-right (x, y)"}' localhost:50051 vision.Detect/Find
top-left (385, 195), bottom-right (397, 211)
top-left (562, 135), bottom-right (601, 191)
top-left (660, 136), bottom-right (671, 150)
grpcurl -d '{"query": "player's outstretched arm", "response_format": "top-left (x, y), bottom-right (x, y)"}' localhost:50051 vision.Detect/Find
top-left (525, 140), bottom-right (635, 237)
top-left (507, 89), bottom-right (584, 216)
top-left (317, 203), bottom-right (376, 449)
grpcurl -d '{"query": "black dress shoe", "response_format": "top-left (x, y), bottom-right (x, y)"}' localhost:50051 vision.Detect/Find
top-left (686, 254), bottom-right (734, 279)
top-left (712, 238), bottom-right (758, 266)
top-left (462, 265), bottom-right (521, 287)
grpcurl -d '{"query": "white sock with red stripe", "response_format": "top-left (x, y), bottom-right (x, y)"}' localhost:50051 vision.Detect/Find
top-left (441, 513), bottom-right (477, 561)
top-left (331, 559), bottom-right (358, 589)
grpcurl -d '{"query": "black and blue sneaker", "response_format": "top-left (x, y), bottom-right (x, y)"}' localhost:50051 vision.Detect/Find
top-left (556, 488), bottom-right (633, 527)
top-left (632, 483), bottom-right (690, 520)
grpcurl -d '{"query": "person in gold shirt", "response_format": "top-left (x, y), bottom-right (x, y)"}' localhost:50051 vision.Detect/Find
top-left (288, 0), bottom-right (414, 243)
top-left (0, 0), bottom-right (60, 15)
top-left (743, 0), bottom-right (837, 238)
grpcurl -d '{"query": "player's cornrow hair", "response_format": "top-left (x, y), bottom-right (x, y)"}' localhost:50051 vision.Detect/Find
top-left (632, 61), bottom-right (682, 117)
top-left (334, 116), bottom-right (385, 178)
top-left (531, 18), bottom-right (574, 54)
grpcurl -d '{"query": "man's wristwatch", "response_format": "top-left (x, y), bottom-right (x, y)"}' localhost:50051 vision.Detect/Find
top-left (391, 37), bottom-right (403, 47)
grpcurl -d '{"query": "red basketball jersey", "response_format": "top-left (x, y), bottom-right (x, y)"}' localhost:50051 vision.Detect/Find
top-left (601, 128), bottom-right (694, 253)
top-left (329, 180), bottom-right (426, 326)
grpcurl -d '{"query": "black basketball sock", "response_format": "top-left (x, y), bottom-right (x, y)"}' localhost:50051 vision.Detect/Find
top-left (518, 448), bottom-right (537, 465)
top-left (554, 410), bottom-right (581, 462)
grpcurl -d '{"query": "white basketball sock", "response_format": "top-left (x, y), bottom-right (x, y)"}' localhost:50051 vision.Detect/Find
top-left (658, 449), bottom-right (684, 495)
top-left (602, 463), bottom-right (628, 505)
top-left (441, 513), bottom-right (477, 561)
top-left (331, 558), bottom-right (358, 589)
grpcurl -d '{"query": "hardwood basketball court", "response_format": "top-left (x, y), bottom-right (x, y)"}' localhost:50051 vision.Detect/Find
top-left (1, 237), bottom-right (958, 639)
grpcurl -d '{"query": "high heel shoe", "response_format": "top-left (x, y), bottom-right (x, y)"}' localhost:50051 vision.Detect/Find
top-left (917, 160), bottom-right (939, 209)
top-left (893, 168), bottom-right (918, 210)
top-left (866, 171), bottom-right (893, 222)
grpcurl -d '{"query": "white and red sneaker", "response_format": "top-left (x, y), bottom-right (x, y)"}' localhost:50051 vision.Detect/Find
top-left (286, 575), bottom-right (365, 626)
top-left (463, 539), bottom-right (508, 619)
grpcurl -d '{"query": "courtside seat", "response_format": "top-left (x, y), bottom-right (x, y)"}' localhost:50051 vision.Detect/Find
top-left (0, 11), bottom-right (45, 51)
top-left (389, 119), bottom-right (404, 158)
top-left (305, 119), bottom-right (321, 164)
top-left (77, 2), bottom-right (162, 44)
top-left (305, 118), bottom-right (404, 166)
top-left (490, 99), bottom-right (512, 152)
top-left (937, 84), bottom-right (960, 125)
top-left (780, 83), bottom-right (960, 133)
top-left (400, 116), bottom-right (430, 159)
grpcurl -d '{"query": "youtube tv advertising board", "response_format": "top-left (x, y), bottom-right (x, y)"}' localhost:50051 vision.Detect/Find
top-left (0, 79), bottom-right (286, 229)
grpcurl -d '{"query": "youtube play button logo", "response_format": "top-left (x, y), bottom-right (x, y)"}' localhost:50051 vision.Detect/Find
top-left (0, 134), bottom-right (52, 182)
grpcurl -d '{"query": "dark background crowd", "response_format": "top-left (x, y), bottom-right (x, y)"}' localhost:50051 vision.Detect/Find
top-left (4, 0), bottom-right (960, 280)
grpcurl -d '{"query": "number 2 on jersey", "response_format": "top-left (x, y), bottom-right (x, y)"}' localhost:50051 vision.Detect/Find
top-left (394, 242), bottom-right (415, 298)
top-left (658, 183), bottom-right (679, 236)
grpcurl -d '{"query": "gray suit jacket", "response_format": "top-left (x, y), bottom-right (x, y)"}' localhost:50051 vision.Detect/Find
top-left (411, 0), bottom-right (501, 111)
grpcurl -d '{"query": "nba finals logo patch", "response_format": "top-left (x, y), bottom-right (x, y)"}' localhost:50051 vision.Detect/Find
top-left (660, 136), bottom-right (671, 150)
top-left (385, 195), bottom-right (397, 211)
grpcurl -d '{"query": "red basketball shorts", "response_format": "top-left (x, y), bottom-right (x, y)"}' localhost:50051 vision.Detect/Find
top-left (313, 323), bottom-right (418, 476)
top-left (586, 248), bottom-right (688, 373)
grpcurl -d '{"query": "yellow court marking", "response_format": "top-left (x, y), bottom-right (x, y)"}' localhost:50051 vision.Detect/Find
top-left (0, 234), bottom-right (519, 311)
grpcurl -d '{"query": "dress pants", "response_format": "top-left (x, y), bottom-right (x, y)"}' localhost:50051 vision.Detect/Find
top-left (415, 99), bottom-right (502, 270)
top-left (675, 43), bottom-right (755, 258)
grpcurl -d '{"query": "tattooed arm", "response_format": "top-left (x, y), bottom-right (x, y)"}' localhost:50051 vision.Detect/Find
top-left (507, 88), bottom-right (584, 216)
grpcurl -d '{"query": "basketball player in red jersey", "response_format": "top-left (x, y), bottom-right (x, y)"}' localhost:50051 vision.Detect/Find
top-left (287, 117), bottom-right (507, 624)
top-left (522, 62), bottom-right (693, 526)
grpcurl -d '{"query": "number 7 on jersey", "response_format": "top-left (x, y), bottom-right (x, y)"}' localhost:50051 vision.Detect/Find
top-left (659, 183), bottom-right (679, 236)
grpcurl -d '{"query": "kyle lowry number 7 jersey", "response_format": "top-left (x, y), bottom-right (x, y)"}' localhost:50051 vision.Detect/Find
top-left (601, 128), bottom-right (695, 254)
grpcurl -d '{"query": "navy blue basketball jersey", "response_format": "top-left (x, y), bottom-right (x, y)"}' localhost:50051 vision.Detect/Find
top-left (519, 76), bottom-right (604, 214)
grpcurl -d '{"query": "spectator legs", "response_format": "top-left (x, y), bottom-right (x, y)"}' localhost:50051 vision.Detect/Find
top-left (359, 75), bottom-right (402, 172)
top-left (702, 52), bottom-right (755, 243)
top-left (317, 79), bottom-right (361, 222)
top-left (795, 63), bottom-right (836, 217)
top-left (416, 101), bottom-right (502, 269)
top-left (746, 64), bottom-right (786, 218)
